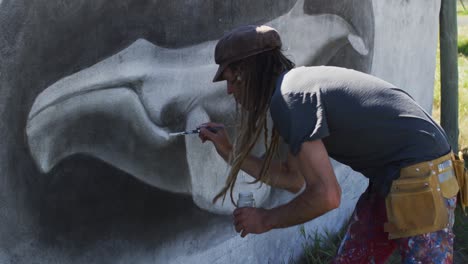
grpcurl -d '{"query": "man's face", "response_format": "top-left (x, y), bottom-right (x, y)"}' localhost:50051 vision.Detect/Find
top-left (222, 67), bottom-right (244, 103)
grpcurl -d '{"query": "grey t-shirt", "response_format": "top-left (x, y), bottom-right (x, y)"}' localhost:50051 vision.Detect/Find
top-left (269, 66), bottom-right (451, 196)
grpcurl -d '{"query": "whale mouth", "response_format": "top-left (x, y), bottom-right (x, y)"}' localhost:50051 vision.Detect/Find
top-left (29, 78), bottom-right (169, 133)
top-left (26, 39), bottom-right (193, 190)
top-left (27, 83), bottom-right (172, 144)
top-left (26, 82), bottom-right (183, 187)
top-left (27, 85), bottom-right (170, 142)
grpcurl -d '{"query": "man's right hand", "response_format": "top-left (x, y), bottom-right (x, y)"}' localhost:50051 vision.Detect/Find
top-left (198, 122), bottom-right (233, 161)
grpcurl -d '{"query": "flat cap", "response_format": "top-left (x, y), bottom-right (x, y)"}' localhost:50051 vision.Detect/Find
top-left (212, 25), bottom-right (282, 82)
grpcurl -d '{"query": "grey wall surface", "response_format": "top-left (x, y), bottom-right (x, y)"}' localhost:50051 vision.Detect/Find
top-left (371, 0), bottom-right (441, 111)
top-left (0, 0), bottom-right (440, 263)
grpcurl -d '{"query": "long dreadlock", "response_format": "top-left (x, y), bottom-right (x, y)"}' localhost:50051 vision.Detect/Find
top-left (212, 48), bottom-right (294, 206)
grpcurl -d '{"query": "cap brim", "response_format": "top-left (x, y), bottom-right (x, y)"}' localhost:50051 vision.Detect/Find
top-left (212, 63), bottom-right (228, 82)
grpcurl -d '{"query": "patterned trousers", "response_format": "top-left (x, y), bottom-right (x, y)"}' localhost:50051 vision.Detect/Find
top-left (332, 190), bottom-right (456, 264)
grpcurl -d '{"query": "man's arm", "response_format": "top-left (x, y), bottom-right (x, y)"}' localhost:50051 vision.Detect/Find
top-left (233, 139), bottom-right (341, 237)
top-left (199, 123), bottom-right (304, 193)
top-left (235, 152), bottom-right (305, 193)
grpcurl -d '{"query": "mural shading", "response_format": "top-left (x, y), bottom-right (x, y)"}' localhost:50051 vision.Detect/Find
top-left (0, 0), bottom-right (440, 263)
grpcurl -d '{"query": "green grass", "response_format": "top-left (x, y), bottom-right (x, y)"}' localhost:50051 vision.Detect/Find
top-left (459, 1), bottom-right (468, 16)
top-left (457, 29), bottom-right (468, 149)
top-left (293, 225), bottom-right (345, 264)
top-left (449, 22), bottom-right (468, 264)
top-left (295, 224), bottom-right (400, 264)
top-left (458, 24), bottom-right (468, 56)
top-left (432, 18), bottom-right (468, 263)
top-left (459, 9), bottom-right (468, 16)
top-left (433, 25), bottom-right (468, 150)
top-left (454, 207), bottom-right (468, 263)
top-left (297, 210), bottom-right (467, 263)
top-left (458, 39), bottom-right (468, 57)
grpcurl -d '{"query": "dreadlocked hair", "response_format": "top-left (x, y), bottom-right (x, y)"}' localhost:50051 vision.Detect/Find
top-left (212, 48), bottom-right (295, 206)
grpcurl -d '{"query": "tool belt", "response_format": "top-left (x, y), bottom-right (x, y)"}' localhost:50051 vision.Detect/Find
top-left (384, 152), bottom-right (460, 239)
top-left (452, 151), bottom-right (468, 213)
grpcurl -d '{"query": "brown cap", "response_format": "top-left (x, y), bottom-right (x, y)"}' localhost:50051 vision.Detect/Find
top-left (212, 25), bottom-right (282, 82)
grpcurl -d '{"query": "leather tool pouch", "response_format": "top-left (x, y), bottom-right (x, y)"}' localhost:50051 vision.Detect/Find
top-left (452, 152), bottom-right (468, 212)
top-left (384, 154), bottom-right (459, 239)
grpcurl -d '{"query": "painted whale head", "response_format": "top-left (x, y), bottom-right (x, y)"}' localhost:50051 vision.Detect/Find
top-left (26, 0), bottom-right (373, 214)
top-left (1, 0), bottom-right (374, 262)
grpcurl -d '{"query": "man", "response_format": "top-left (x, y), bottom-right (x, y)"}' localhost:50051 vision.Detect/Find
top-left (200, 25), bottom-right (459, 263)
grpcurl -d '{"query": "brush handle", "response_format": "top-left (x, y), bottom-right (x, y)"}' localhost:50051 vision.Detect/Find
top-left (198, 126), bottom-right (223, 134)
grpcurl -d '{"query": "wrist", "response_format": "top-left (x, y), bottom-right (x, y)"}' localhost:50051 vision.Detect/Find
top-left (221, 144), bottom-right (233, 161)
top-left (262, 209), bottom-right (276, 231)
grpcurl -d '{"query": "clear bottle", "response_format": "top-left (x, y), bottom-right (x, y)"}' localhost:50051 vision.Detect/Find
top-left (237, 191), bottom-right (256, 208)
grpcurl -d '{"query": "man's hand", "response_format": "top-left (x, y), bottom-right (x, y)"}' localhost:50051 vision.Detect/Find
top-left (198, 122), bottom-right (232, 161)
top-left (233, 207), bottom-right (272, 238)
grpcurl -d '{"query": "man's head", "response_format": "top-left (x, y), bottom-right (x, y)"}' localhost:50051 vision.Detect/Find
top-left (212, 25), bottom-right (282, 82)
top-left (213, 25), bottom-right (294, 106)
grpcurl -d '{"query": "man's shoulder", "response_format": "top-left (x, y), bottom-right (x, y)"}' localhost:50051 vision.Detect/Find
top-left (280, 66), bottom-right (353, 94)
top-left (283, 66), bottom-right (395, 93)
top-left (287, 65), bottom-right (358, 76)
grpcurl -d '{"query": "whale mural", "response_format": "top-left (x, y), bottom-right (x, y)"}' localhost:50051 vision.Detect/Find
top-left (0, 0), bottom-right (440, 263)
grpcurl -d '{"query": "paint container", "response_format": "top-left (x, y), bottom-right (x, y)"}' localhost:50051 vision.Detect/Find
top-left (237, 191), bottom-right (255, 208)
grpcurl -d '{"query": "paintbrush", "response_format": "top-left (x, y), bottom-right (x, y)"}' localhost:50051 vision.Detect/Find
top-left (169, 126), bottom-right (223, 137)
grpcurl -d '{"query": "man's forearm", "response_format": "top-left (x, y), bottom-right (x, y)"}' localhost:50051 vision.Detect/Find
top-left (265, 186), bottom-right (340, 229)
top-left (218, 144), bottom-right (303, 192)
top-left (235, 154), bottom-right (302, 192)
top-left (218, 144), bottom-right (265, 179)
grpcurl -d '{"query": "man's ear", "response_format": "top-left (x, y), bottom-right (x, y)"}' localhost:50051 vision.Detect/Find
top-left (229, 62), bottom-right (242, 75)
top-left (234, 67), bottom-right (246, 83)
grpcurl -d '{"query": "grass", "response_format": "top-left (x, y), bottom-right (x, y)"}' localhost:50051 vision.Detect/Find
top-left (300, 15), bottom-right (468, 264)
top-left (448, 22), bottom-right (468, 264)
top-left (454, 207), bottom-right (468, 263)
top-left (433, 26), bottom-right (468, 149)
top-left (459, 1), bottom-right (468, 16)
top-left (294, 225), bottom-right (400, 264)
top-left (293, 225), bottom-right (345, 264)
top-left (296, 210), bottom-right (467, 263)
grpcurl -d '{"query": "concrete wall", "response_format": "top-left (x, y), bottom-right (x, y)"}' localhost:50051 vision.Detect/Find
top-left (371, 0), bottom-right (441, 111)
top-left (0, 0), bottom-right (441, 263)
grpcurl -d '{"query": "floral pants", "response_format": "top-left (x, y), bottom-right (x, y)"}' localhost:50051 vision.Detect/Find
top-left (332, 190), bottom-right (456, 264)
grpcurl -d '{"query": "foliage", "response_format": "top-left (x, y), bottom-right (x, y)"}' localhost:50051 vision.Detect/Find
top-left (434, 25), bottom-right (468, 150)
top-left (295, 225), bottom-right (344, 264)
top-left (453, 207), bottom-right (468, 263)
top-left (459, 0), bottom-right (468, 15)
top-left (295, 224), bottom-right (400, 264)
